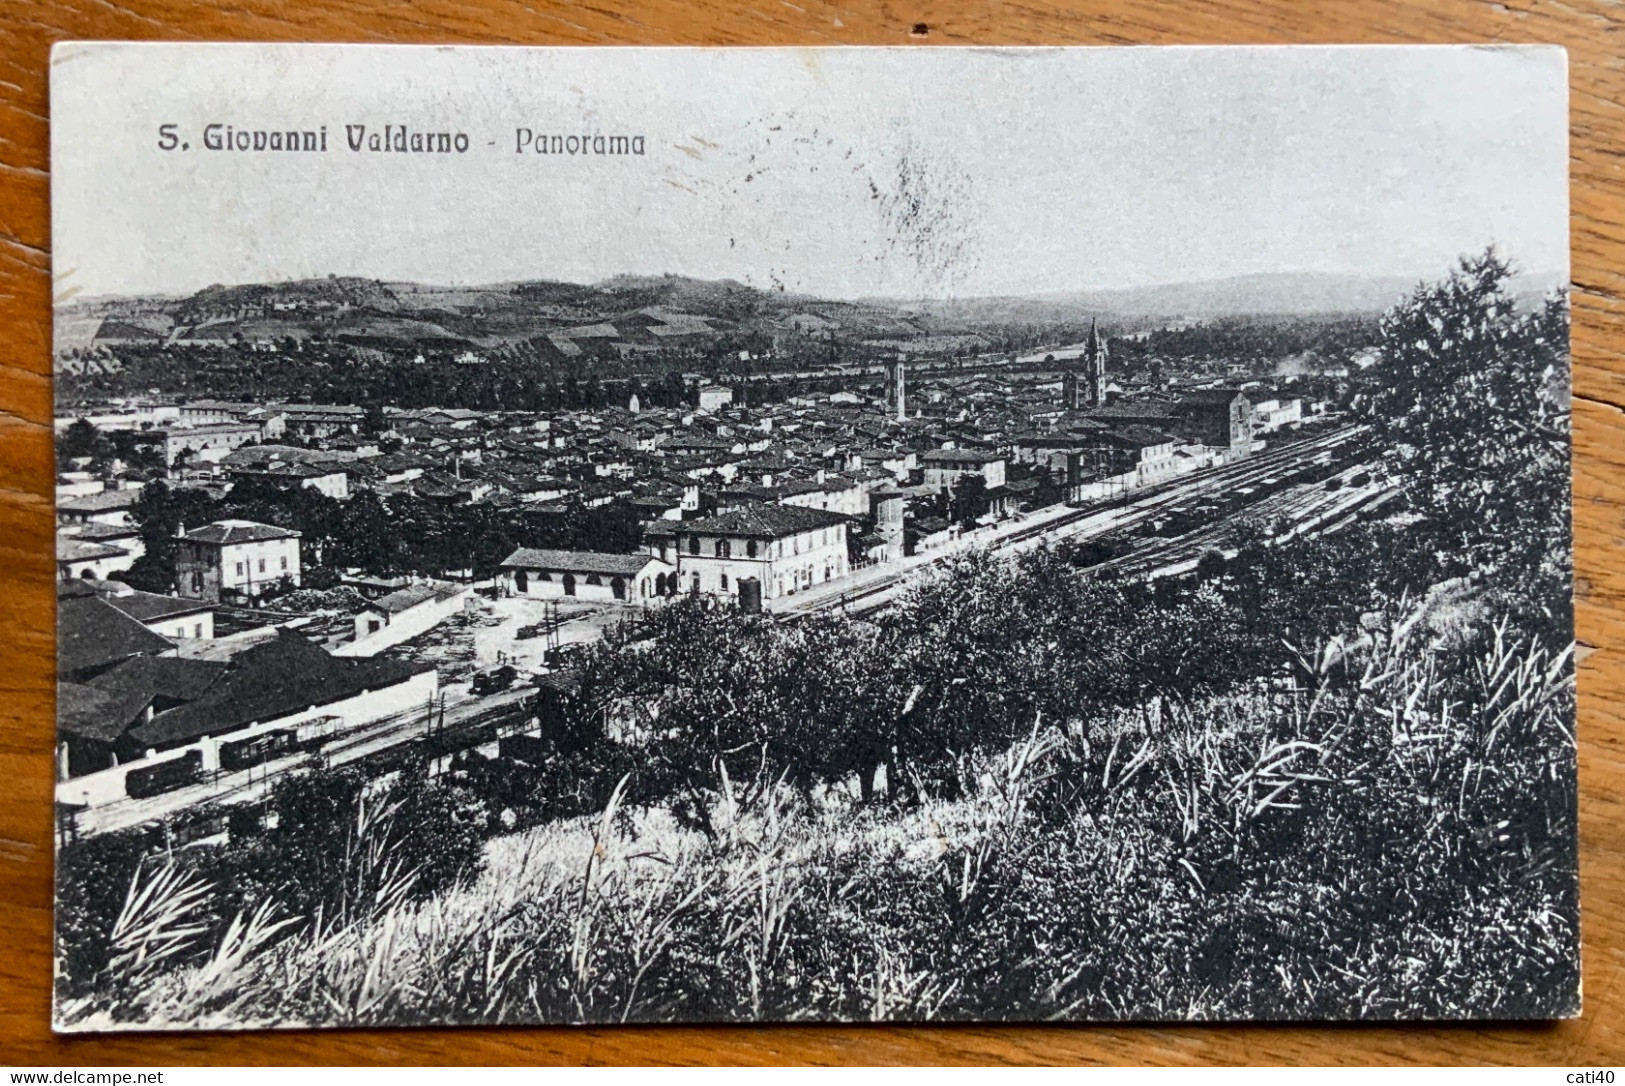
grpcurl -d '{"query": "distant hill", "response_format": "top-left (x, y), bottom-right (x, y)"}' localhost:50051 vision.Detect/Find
top-left (1065, 272), bottom-right (1423, 318)
top-left (899, 270), bottom-right (1567, 324)
top-left (181, 276), bottom-right (405, 318)
top-left (56, 273), bottom-right (928, 356)
top-left (56, 268), bottom-right (1568, 358)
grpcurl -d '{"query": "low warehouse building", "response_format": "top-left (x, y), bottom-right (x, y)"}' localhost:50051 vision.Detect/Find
top-left (337, 580), bottom-right (474, 657)
top-left (498, 548), bottom-right (673, 605)
top-left (56, 630), bottom-right (439, 808)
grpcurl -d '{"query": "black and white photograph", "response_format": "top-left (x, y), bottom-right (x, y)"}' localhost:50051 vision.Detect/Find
top-left (48, 43), bottom-right (1577, 1030)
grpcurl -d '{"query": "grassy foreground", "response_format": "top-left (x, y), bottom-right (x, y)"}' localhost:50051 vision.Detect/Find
top-left (59, 596), bottom-right (1576, 1029)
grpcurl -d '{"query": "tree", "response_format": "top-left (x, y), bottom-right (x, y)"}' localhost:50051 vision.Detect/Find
top-left (128, 479), bottom-right (219, 590)
top-left (326, 489), bottom-right (398, 574)
top-left (590, 599), bottom-right (791, 833)
top-left (58, 418), bottom-right (102, 462)
top-left (949, 474), bottom-right (989, 530)
top-left (1361, 248), bottom-right (1570, 623)
top-left (1195, 547), bottom-right (1228, 581)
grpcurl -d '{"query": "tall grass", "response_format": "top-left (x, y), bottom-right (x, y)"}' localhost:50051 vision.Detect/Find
top-left (57, 597), bottom-right (1575, 1029)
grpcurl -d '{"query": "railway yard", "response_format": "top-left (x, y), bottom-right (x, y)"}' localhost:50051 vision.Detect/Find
top-left (775, 424), bottom-right (1381, 618)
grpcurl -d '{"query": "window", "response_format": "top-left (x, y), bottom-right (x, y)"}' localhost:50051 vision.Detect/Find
top-left (194, 623), bottom-right (203, 638)
top-left (514, 570), bottom-right (529, 593)
top-left (690, 572), bottom-right (701, 594)
top-left (235, 562), bottom-right (245, 577)
top-left (176, 626), bottom-right (186, 637)
top-left (563, 573), bottom-right (576, 596)
top-left (746, 540), bottom-right (758, 559)
top-left (192, 571), bottom-right (204, 591)
top-left (367, 619), bottom-right (381, 634)
top-left (688, 536), bottom-right (700, 555)
top-left (716, 539), bottom-right (730, 558)
top-left (720, 573), bottom-right (729, 591)
top-left (258, 559), bottom-right (266, 573)
top-left (586, 573), bottom-right (601, 586)
top-left (281, 556), bottom-right (288, 571)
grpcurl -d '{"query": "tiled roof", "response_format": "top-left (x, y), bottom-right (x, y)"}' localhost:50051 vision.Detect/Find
top-left (58, 489), bottom-right (143, 514)
top-left (57, 682), bottom-right (130, 743)
top-left (369, 582), bottom-right (468, 614)
top-left (131, 631), bottom-right (429, 748)
top-left (166, 421), bottom-right (261, 435)
top-left (1107, 425), bottom-right (1178, 447)
top-left (278, 403), bottom-right (365, 417)
top-left (72, 523), bottom-right (141, 542)
top-left (183, 519), bottom-right (301, 546)
top-left (78, 655), bottom-right (230, 740)
top-left (58, 593), bottom-right (174, 677)
top-left (102, 588), bottom-right (211, 624)
top-left (671, 504), bottom-right (850, 540)
top-left (57, 537), bottom-right (127, 563)
top-left (1177, 389), bottom-right (1249, 406)
top-left (922, 448), bottom-right (1003, 464)
top-left (222, 444), bottom-right (361, 467)
top-left (1087, 401), bottom-right (1178, 420)
top-left (499, 548), bottom-right (663, 576)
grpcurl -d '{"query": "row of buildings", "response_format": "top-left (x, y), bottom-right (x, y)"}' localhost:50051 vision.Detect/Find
top-left (59, 362), bottom-right (1310, 608)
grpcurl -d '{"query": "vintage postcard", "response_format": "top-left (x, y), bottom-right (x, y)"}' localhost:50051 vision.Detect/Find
top-left (49, 43), bottom-right (1576, 1030)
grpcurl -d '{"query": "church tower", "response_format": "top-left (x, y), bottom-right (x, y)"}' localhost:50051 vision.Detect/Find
top-left (1085, 318), bottom-right (1109, 408)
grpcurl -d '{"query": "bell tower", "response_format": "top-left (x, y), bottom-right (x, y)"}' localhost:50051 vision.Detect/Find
top-left (1086, 319), bottom-right (1109, 408)
top-left (885, 358), bottom-right (908, 421)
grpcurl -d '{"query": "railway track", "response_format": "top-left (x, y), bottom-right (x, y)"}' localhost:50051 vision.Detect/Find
top-left (1098, 465), bottom-right (1397, 580)
top-left (776, 425), bottom-right (1371, 619)
top-left (66, 685), bottom-right (534, 837)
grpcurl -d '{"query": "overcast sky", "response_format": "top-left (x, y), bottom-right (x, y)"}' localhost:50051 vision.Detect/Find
top-left (51, 43), bottom-right (1568, 301)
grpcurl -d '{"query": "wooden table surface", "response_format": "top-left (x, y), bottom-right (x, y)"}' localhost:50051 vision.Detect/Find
top-left (3, 0), bottom-right (1622, 1066)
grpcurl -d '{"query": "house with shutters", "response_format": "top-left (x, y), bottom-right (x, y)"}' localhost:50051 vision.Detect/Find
top-left (642, 504), bottom-right (850, 601)
top-left (175, 519), bottom-right (302, 603)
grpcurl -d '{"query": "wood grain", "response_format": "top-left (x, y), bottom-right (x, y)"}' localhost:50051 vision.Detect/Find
top-left (2, 0), bottom-right (1622, 1065)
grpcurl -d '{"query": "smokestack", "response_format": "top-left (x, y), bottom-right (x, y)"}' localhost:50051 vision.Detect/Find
top-left (893, 358), bottom-right (907, 422)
